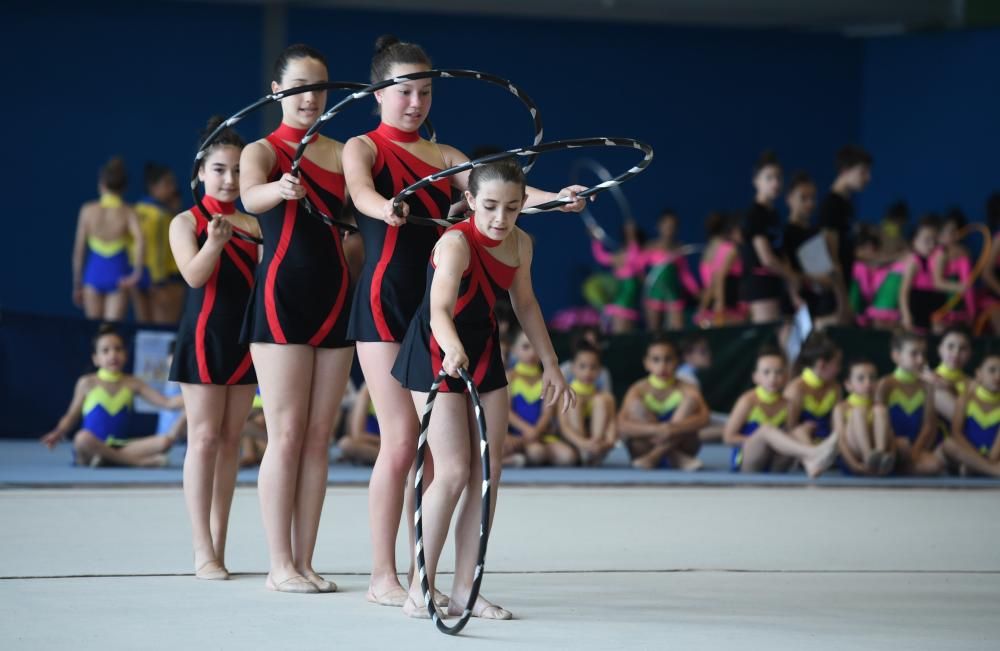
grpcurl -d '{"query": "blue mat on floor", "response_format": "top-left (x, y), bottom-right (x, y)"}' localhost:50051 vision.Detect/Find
top-left (2, 440), bottom-right (999, 489)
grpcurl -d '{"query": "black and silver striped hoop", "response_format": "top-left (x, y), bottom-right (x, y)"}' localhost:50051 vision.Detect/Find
top-left (288, 68), bottom-right (545, 187)
top-left (413, 367), bottom-right (492, 636)
top-left (394, 137), bottom-right (654, 228)
top-left (191, 81), bottom-right (437, 243)
top-left (570, 158), bottom-right (635, 250)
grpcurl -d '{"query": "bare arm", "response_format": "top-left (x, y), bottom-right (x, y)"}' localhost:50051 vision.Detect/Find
top-left (875, 377), bottom-right (892, 406)
top-left (509, 230), bottom-right (575, 412)
top-left (169, 212), bottom-right (230, 288)
top-left (129, 378), bottom-right (184, 410)
top-left (40, 377), bottom-right (90, 447)
top-left (898, 259), bottom-right (916, 329)
top-left (342, 136), bottom-right (408, 226)
top-left (616, 384), bottom-right (664, 441)
top-left (428, 234), bottom-right (471, 376)
top-left (722, 393), bottom-right (755, 446)
top-left (556, 400), bottom-right (591, 449)
top-left (72, 206), bottom-right (89, 299)
top-left (784, 381), bottom-right (804, 429)
top-left (931, 252), bottom-right (963, 293)
top-left (662, 388), bottom-right (711, 440)
top-left (835, 403), bottom-right (869, 475)
top-left (240, 141), bottom-right (305, 215)
top-left (120, 208), bottom-right (144, 287)
top-left (950, 391), bottom-right (972, 448)
top-left (911, 388), bottom-right (937, 457)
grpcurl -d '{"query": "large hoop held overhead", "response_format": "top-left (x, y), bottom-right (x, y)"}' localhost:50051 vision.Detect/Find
top-left (190, 81), bottom-right (438, 243)
top-left (289, 69), bottom-right (545, 181)
top-left (413, 367), bottom-right (492, 636)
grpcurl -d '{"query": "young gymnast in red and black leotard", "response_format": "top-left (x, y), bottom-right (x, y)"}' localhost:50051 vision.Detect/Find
top-left (391, 160), bottom-right (575, 620)
top-left (169, 118), bottom-right (260, 581)
top-left (239, 44), bottom-right (354, 594)
top-left (341, 35), bottom-right (587, 607)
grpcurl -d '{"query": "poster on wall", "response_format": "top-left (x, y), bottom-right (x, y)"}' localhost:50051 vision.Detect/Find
top-left (133, 329), bottom-right (176, 414)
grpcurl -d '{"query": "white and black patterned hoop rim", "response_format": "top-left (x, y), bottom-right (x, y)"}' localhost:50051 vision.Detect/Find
top-left (289, 68), bottom-right (545, 182)
top-left (570, 158), bottom-right (635, 250)
top-left (190, 81), bottom-right (437, 242)
top-left (394, 137), bottom-right (654, 228)
top-left (414, 367), bottom-right (492, 636)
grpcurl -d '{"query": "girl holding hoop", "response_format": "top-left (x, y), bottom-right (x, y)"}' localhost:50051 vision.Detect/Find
top-left (169, 118), bottom-right (261, 580)
top-left (239, 44), bottom-right (354, 594)
top-left (391, 161), bottom-right (575, 619)
top-left (342, 35), bottom-right (586, 606)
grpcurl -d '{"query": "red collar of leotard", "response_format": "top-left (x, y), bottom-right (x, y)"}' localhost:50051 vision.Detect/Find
top-left (199, 194), bottom-right (236, 216)
top-left (272, 122), bottom-right (317, 144)
top-left (375, 121), bottom-right (420, 143)
top-left (466, 218), bottom-right (505, 248)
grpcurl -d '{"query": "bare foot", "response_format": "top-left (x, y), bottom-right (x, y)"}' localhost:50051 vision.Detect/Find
top-left (447, 593), bottom-right (512, 620)
top-left (140, 454), bottom-right (169, 468)
top-left (504, 453), bottom-right (527, 468)
top-left (402, 594), bottom-right (432, 619)
top-left (673, 452), bottom-right (704, 472)
top-left (804, 435), bottom-right (839, 479)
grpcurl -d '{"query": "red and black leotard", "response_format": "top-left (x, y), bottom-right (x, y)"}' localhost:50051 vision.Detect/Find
top-left (169, 196), bottom-right (257, 385)
top-left (241, 124), bottom-right (353, 348)
top-left (391, 219), bottom-right (516, 394)
top-left (347, 123), bottom-right (452, 343)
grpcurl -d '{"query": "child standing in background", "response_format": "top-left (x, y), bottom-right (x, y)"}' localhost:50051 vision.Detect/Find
top-left (558, 342), bottom-right (617, 466)
top-left (72, 158), bottom-right (145, 322)
top-left (643, 209), bottom-right (700, 331)
top-left (875, 330), bottom-right (945, 475)
top-left (819, 145), bottom-right (872, 324)
top-left (835, 358), bottom-right (894, 476)
top-left (696, 212), bottom-right (746, 326)
top-left (942, 354), bottom-right (1000, 477)
top-left (617, 336), bottom-right (709, 470)
top-left (591, 219), bottom-right (645, 334)
top-left (783, 173), bottom-right (838, 328)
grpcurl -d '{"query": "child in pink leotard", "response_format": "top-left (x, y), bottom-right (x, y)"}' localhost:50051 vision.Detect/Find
top-left (591, 219), bottom-right (645, 333)
top-left (643, 210), bottom-right (700, 331)
top-left (696, 212), bottom-right (746, 326)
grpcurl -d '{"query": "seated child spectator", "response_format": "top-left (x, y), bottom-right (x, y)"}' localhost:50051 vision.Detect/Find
top-left (239, 389), bottom-right (267, 468)
top-left (932, 209), bottom-right (975, 326)
top-left (923, 326), bottom-right (972, 427)
top-left (875, 330), bottom-right (945, 475)
top-left (40, 324), bottom-right (183, 467)
top-left (980, 193), bottom-right (1000, 335)
top-left (557, 341), bottom-right (617, 466)
top-left (617, 335), bottom-right (709, 470)
top-left (506, 329), bottom-right (574, 467)
top-left (157, 342), bottom-right (186, 440)
top-left (676, 334), bottom-right (711, 388)
top-left (785, 332), bottom-right (842, 443)
top-left (942, 354), bottom-right (1000, 477)
top-left (723, 346), bottom-right (839, 476)
top-left (559, 325), bottom-right (613, 394)
top-left (835, 357), bottom-right (895, 476)
top-left (339, 383), bottom-right (380, 466)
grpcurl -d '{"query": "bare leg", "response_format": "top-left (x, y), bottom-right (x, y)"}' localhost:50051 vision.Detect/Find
top-left (339, 437), bottom-right (381, 465)
top-left (103, 289), bottom-right (129, 322)
top-left (739, 433), bottom-right (773, 472)
top-left (667, 309), bottom-right (684, 331)
top-left (359, 342), bottom-right (418, 605)
top-left (128, 287), bottom-right (152, 323)
top-left (293, 346), bottom-right (353, 590)
top-left (81, 287), bottom-right (104, 320)
top-left (181, 384), bottom-right (228, 576)
top-left (749, 299), bottom-right (780, 324)
top-left (644, 305), bottom-right (662, 332)
top-left (72, 430), bottom-right (167, 467)
top-left (587, 394), bottom-right (615, 466)
top-left (447, 389), bottom-right (512, 620)
top-left (251, 343), bottom-right (316, 591)
top-left (212, 385), bottom-right (257, 568)
top-left (403, 392), bottom-right (470, 618)
top-left (942, 438), bottom-right (1000, 477)
top-left (933, 390), bottom-right (957, 424)
top-left (547, 440), bottom-right (579, 466)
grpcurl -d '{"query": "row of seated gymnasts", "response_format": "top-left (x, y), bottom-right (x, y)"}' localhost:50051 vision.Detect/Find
top-left (40, 324), bottom-right (999, 478)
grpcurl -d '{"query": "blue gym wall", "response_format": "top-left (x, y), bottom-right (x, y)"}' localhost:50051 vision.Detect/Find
top-left (6, 1), bottom-right (862, 320)
top-left (858, 29), bottom-right (1000, 222)
top-left (3, 3), bottom-right (996, 318)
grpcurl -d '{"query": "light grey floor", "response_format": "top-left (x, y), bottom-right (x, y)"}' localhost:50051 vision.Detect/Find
top-left (2, 487), bottom-right (999, 650)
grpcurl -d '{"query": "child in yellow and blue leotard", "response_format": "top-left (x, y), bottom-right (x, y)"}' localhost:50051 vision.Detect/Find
top-left (942, 354), bottom-right (1000, 477)
top-left (618, 335), bottom-right (709, 470)
top-left (724, 346), bottom-right (841, 476)
top-left (875, 330), bottom-right (945, 475)
top-left (834, 358), bottom-right (894, 476)
top-left (339, 383), bottom-right (380, 466)
top-left (924, 326), bottom-right (972, 442)
top-left (40, 325), bottom-right (183, 467)
top-left (557, 342), bottom-right (617, 466)
top-left (785, 332), bottom-right (842, 443)
top-left (507, 330), bottom-right (575, 466)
